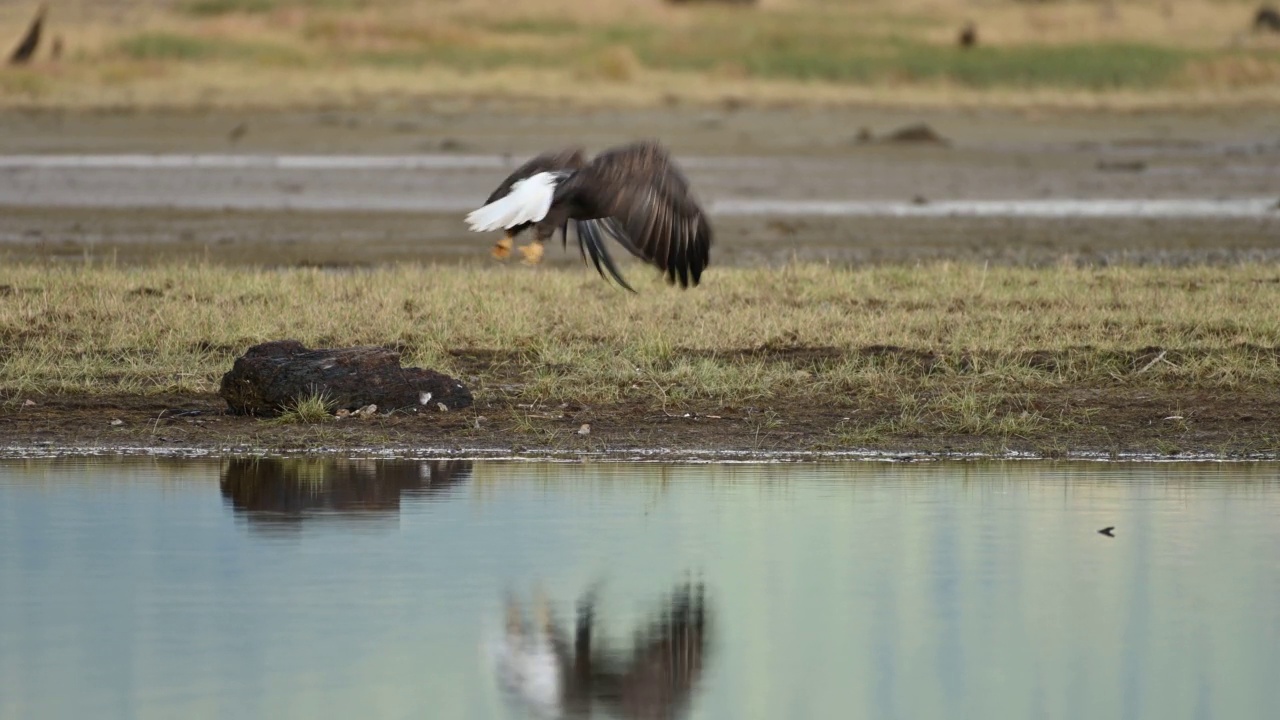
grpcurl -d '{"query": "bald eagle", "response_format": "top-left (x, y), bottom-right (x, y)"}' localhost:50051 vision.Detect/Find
top-left (465, 141), bottom-right (712, 291)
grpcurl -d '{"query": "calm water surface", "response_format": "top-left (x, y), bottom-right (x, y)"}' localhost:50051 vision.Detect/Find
top-left (2, 459), bottom-right (1278, 720)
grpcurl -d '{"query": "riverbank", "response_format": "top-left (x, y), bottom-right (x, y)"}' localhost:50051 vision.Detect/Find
top-left (3, 263), bottom-right (1278, 458)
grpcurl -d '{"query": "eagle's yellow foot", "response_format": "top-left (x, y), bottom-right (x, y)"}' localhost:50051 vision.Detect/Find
top-left (518, 241), bottom-right (545, 265)
top-left (491, 235), bottom-right (514, 260)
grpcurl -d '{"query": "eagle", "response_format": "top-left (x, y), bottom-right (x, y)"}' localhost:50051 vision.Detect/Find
top-left (465, 141), bottom-right (713, 292)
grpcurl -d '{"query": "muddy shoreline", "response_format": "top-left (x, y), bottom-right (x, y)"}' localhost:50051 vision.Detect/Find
top-left (5, 386), bottom-right (1278, 461)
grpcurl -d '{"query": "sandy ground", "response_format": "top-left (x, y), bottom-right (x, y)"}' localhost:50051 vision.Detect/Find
top-left (2, 104), bottom-right (1280, 457)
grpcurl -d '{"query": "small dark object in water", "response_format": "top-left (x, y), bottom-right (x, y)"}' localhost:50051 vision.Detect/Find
top-left (853, 127), bottom-right (874, 144)
top-left (1098, 526), bottom-right (1116, 537)
top-left (958, 22), bottom-right (978, 49)
top-left (883, 123), bottom-right (950, 146)
top-left (1096, 159), bottom-right (1147, 173)
top-left (1255, 5), bottom-right (1280, 32)
top-left (227, 122), bottom-right (248, 143)
top-left (7, 2), bottom-right (45, 65)
top-left (219, 339), bottom-right (473, 416)
top-left (911, 195), bottom-right (929, 205)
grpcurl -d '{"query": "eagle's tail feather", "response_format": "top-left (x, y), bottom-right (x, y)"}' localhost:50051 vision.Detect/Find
top-left (466, 172), bottom-right (564, 232)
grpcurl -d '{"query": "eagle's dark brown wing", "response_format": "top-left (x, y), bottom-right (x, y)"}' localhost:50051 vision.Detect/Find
top-left (485, 148), bottom-right (587, 205)
top-left (556, 141), bottom-right (712, 289)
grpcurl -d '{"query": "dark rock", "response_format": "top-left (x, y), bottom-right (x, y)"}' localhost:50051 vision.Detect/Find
top-left (218, 339), bottom-right (472, 417)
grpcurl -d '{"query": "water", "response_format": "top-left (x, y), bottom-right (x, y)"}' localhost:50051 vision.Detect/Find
top-left (2, 459), bottom-right (1278, 720)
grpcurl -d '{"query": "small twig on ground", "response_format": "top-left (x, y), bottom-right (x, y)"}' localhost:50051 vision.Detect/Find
top-left (1135, 350), bottom-right (1167, 375)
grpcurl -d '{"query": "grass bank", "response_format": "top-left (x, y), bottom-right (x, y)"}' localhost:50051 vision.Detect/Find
top-left (2, 0), bottom-right (1280, 109)
top-left (2, 262), bottom-right (1279, 457)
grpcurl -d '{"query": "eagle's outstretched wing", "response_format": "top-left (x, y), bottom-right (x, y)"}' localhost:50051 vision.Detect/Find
top-left (574, 216), bottom-right (639, 292)
top-left (485, 148), bottom-right (587, 204)
top-left (556, 141), bottom-right (712, 289)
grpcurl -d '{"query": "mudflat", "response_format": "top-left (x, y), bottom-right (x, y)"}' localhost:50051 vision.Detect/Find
top-left (2, 105), bottom-right (1277, 267)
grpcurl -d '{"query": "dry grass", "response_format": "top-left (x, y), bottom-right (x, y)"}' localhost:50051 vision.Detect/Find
top-left (2, 0), bottom-right (1279, 109)
top-left (273, 387), bottom-right (336, 424)
top-left (2, 263), bottom-right (1278, 418)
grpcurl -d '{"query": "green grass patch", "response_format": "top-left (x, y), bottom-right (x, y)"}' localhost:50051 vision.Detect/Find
top-left (117, 33), bottom-right (220, 61)
top-left (273, 389), bottom-right (336, 424)
top-left (610, 13), bottom-right (1200, 89)
top-left (351, 46), bottom-right (550, 71)
top-left (115, 32), bottom-right (308, 66)
top-left (887, 42), bottom-right (1196, 90)
top-left (472, 16), bottom-right (583, 37)
top-left (0, 69), bottom-right (51, 99)
top-left (182, 0), bottom-right (278, 17)
top-left (181, 0), bottom-right (368, 15)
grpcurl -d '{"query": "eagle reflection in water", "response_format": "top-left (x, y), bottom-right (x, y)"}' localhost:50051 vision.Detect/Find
top-left (492, 582), bottom-right (712, 720)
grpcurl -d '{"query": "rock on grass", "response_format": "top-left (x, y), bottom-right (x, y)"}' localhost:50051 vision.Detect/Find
top-left (218, 340), bottom-right (472, 417)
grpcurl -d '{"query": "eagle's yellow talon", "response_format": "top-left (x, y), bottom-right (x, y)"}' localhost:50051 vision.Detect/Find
top-left (519, 242), bottom-right (545, 265)
top-left (491, 235), bottom-right (514, 260)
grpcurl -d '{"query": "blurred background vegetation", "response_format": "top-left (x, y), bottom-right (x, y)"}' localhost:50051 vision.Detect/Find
top-left (2, 0), bottom-right (1279, 107)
